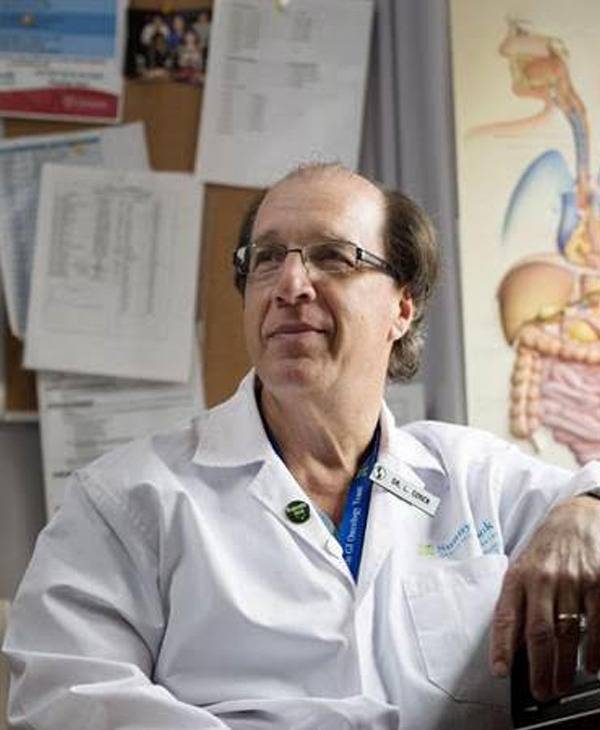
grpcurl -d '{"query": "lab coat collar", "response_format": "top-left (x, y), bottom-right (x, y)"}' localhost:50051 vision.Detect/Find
top-left (379, 402), bottom-right (446, 477)
top-left (192, 370), bottom-right (446, 479)
top-left (192, 370), bottom-right (273, 467)
top-left (192, 371), bottom-right (447, 598)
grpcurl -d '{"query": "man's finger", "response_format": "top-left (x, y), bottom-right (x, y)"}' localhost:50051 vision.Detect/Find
top-left (584, 589), bottom-right (600, 674)
top-left (525, 580), bottom-right (556, 702)
top-left (554, 611), bottom-right (581, 695)
top-left (490, 568), bottom-right (525, 676)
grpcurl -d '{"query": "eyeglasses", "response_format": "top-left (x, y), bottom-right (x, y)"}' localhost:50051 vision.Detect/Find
top-left (233, 239), bottom-right (397, 283)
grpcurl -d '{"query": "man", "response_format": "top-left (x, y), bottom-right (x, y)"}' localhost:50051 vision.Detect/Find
top-left (4, 163), bottom-right (600, 729)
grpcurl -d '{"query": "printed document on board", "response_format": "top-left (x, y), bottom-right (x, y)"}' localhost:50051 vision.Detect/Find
top-left (24, 164), bottom-right (202, 383)
top-left (195, 0), bottom-right (373, 187)
top-left (0, 122), bottom-right (148, 338)
top-left (37, 347), bottom-right (204, 516)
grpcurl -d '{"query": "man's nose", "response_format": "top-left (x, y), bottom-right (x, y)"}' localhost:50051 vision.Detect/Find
top-left (272, 250), bottom-right (317, 304)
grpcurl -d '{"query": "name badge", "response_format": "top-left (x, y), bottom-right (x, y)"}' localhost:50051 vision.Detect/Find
top-left (370, 462), bottom-right (440, 517)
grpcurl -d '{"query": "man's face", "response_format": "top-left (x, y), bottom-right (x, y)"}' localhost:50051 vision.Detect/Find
top-left (242, 172), bottom-right (413, 397)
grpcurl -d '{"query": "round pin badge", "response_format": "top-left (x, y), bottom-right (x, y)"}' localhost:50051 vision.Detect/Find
top-left (285, 500), bottom-right (310, 524)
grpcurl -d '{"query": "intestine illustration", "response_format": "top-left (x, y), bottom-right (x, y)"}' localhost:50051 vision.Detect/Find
top-left (482, 19), bottom-right (600, 464)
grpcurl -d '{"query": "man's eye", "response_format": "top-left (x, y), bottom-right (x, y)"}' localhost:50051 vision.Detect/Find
top-left (310, 244), bottom-right (354, 268)
top-left (252, 246), bottom-right (284, 269)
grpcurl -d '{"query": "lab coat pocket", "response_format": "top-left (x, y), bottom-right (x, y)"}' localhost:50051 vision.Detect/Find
top-left (404, 554), bottom-right (509, 706)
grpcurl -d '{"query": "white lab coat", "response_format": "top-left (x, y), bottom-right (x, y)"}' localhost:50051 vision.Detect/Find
top-left (5, 371), bottom-right (600, 730)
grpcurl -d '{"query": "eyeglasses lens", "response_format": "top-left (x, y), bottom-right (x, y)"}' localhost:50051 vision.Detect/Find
top-left (246, 242), bottom-right (357, 279)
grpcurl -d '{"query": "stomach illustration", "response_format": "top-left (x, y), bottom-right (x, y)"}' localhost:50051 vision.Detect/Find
top-left (475, 18), bottom-right (600, 463)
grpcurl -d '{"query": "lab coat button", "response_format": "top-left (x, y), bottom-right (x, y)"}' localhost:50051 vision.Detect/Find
top-left (285, 500), bottom-right (310, 524)
top-left (325, 537), bottom-right (343, 558)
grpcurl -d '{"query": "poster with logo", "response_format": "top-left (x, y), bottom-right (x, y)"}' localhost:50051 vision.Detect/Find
top-left (451, 0), bottom-right (600, 468)
top-left (0, 0), bottom-right (127, 122)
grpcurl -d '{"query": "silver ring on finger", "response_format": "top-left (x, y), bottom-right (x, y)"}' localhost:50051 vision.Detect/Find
top-left (556, 612), bottom-right (587, 634)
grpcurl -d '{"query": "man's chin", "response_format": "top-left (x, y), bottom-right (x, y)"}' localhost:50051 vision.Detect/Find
top-left (258, 360), bottom-right (329, 393)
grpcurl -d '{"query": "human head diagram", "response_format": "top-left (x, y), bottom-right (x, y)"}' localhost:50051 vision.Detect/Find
top-left (233, 163), bottom-right (440, 381)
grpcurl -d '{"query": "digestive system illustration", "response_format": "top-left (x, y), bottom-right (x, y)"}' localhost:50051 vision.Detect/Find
top-left (477, 19), bottom-right (600, 464)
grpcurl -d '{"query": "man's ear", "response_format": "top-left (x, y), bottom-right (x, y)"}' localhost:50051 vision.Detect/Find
top-left (390, 288), bottom-right (414, 341)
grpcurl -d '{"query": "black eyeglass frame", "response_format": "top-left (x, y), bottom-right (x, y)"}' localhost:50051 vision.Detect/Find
top-left (232, 240), bottom-right (398, 281)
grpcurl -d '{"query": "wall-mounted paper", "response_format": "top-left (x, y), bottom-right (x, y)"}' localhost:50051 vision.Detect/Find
top-left (24, 164), bottom-right (202, 383)
top-left (0, 123), bottom-right (148, 339)
top-left (195, 0), bottom-right (373, 187)
top-left (37, 349), bottom-right (204, 517)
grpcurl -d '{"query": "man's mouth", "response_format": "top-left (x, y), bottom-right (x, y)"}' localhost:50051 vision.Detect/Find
top-left (267, 323), bottom-right (325, 338)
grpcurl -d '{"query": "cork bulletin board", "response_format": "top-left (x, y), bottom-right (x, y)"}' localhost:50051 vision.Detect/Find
top-left (3, 0), bottom-right (256, 412)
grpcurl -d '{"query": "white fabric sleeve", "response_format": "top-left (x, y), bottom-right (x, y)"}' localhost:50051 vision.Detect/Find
top-left (402, 421), bottom-right (600, 559)
top-left (582, 485), bottom-right (600, 500)
top-left (491, 445), bottom-right (600, 557)
top-left (439, 428), bottom-right (600, 558)
top-left (2, 474), bottom-right (230, 730)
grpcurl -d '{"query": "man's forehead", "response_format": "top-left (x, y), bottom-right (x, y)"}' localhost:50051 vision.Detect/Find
top-left (266, 168), bottom-right (382, 203)
top-left (253, 170), bottom-right (385, 237)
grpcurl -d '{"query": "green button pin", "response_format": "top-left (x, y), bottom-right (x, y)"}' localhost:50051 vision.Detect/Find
top-left (285, 500), bottom-right (310, 524)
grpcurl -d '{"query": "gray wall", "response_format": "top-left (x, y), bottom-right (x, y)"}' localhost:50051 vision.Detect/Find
top-left (360, 0), bottom-right (465, 424)
top-left (0, 424), bottom-right (45, 598)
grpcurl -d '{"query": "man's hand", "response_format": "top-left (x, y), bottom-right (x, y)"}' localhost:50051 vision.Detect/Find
top-left (490, 495), bottom-right (600, 701)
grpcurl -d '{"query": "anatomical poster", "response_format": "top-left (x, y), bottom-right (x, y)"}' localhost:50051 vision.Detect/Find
top-left (451, 0), bottom-right (600, 468)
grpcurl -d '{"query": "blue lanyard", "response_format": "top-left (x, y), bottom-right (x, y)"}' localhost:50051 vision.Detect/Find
top-left (336, 425), bottom-right (380, 581)
top-left (260, 401), bottom-right (380, 581)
